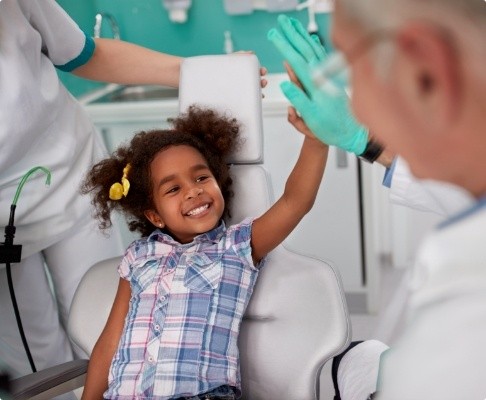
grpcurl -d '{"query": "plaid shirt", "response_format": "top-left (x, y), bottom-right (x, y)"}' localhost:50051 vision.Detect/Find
top-left (105, 218), bottom-right (261, 399)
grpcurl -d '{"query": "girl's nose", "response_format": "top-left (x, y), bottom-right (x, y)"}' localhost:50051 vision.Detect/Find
top-left (186, 187), bottom-right (203, 199)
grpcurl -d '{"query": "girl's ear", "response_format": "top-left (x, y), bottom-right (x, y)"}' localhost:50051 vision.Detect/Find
top-left (144, 209), bottom-right (165, 229)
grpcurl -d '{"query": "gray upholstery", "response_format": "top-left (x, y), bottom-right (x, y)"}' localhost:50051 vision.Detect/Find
top-left (68, 258), bottom-right (120, 357)
top-left (10, 54), bottom-right (351, 400)
top-left (240, 246), bottom-right (350, 399)
top-left (179, 54), bottom-right (264, 164)
top-left (183, 54), bottom-right (351, 399)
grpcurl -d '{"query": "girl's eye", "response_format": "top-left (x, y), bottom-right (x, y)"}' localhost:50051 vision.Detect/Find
top-left (165, 186), bottom-right (179, 194)
top-left (196, 175), bottom-right (209, 183)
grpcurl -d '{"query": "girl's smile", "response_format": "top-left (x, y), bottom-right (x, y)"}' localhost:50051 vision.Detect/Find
top-left (185, 203), bottom-right (210, 217)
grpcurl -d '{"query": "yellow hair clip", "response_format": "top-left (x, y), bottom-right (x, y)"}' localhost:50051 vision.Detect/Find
top-left (109, 163), bottom-right (131, 200)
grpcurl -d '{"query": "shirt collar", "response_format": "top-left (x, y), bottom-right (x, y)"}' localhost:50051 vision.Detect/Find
top-left (147, 220), bottom-right (227, 246)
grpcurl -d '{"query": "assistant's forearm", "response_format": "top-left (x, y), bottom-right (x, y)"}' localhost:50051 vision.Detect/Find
top-left (74, 38), bottom-right (183, 87)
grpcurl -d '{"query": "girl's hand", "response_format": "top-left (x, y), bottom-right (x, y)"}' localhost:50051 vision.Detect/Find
top-left (260, 66), bottom-right (268, 90)
top-left (284, 62), bottom-right (325, 144)
top-left (287, 106), bottom-right (318, 140)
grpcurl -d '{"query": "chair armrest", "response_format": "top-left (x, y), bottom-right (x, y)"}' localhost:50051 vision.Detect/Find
top-left (10, 359), bottom-right (88, 400)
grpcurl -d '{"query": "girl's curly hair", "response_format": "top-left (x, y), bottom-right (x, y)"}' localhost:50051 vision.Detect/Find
top-left (81, 105), bottom-right (241, 237)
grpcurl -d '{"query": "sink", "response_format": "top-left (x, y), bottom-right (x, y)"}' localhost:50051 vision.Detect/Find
top-left (90, 85), bottom-right (179, 103)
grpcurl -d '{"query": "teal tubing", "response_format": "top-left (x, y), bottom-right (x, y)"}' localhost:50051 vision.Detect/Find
top-left (12, 166), bottom-right (51, 206)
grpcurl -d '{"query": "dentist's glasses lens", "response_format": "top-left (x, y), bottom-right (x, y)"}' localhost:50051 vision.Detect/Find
top-left (311, 51), bottom-right (350, 97)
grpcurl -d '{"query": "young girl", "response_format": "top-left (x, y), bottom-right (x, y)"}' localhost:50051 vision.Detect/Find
top-left (81, 105), bottom-right (328, 399)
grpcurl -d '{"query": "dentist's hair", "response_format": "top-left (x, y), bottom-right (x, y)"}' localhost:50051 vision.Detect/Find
top-left (338, 0), bottom-right (486, 33)
top-left (337, 0), bottom-right (486, 84)
top-left (81, 105), bottom-right (241, 237)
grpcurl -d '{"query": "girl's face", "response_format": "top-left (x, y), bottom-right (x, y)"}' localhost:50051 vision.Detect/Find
top-left (144, 145), bottom-right (225, 244)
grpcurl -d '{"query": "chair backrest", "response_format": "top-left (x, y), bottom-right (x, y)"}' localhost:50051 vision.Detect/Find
top-left (68, 55), bottom-right (351, 400)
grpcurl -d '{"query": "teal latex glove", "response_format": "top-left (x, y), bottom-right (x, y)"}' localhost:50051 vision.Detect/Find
top-left (268, 14), bottom-right (327, 90)
top-left (267, 14), bottom-right (369, 155)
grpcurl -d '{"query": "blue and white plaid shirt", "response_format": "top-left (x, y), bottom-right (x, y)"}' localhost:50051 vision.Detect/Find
top-left (105, 218), bottom-right (262, 399)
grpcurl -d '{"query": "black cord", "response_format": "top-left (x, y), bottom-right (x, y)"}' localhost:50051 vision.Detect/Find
top-left (2, 168), bottom-right (51, 375)
top-left (5, 261), bottom-right (37, 373)
top-left (3, 205), bottom-right (36, 373)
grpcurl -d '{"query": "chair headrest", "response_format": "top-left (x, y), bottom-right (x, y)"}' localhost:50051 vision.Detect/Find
top-left (178, 54), bottom-right (264, 164)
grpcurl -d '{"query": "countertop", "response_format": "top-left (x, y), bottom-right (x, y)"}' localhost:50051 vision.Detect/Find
top-left (80, 73), bottom-right (291, 123)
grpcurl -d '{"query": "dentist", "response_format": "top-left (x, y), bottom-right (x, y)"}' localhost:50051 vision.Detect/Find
top-left (269, 0), bottom-right (486, 398)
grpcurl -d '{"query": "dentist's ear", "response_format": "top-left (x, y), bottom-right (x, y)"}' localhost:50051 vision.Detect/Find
top-left (144, 210), bottom-right (165, 228)
top-left (395, 22), bottom-right (460, 133)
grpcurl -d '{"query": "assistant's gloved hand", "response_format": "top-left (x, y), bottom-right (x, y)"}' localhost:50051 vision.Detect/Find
top-left (267, 14), bottom-right (369, 155)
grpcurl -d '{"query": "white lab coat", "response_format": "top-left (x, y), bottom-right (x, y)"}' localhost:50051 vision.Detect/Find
top-left (376, 160), bottom-right (486, 398)
top-left (377, 201), bottom-right (486, 399)
top-left (338, 158), bottom-right (482, 400)
top-left (373, 158), bottom-right (475, 343)
top-left (0, 0), bottom-right (123, 377)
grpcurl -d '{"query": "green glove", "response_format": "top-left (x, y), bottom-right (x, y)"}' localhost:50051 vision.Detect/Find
top-left (267, 14), bottom-right (369, 155)
top-left (268, 14), bottom-right (327, 90)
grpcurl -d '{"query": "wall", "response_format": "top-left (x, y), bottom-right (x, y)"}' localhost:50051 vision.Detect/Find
top-left (57, 0), bottom-right (332, 96)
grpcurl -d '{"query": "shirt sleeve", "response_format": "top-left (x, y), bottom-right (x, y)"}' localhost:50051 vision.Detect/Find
top-left (118, 244), bottom-right (136, 281)
top-left (227, 217), bottom-right (263, 271)
top-left (22, 0), bottom-right (95, 71)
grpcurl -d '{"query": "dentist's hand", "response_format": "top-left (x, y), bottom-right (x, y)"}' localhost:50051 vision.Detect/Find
top-left (267, 14), bottom-right (369, 155)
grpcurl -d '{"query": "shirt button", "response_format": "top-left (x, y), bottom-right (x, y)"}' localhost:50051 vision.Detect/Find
top-left (160, 295), bottom-right (166, 301)
top-left (154, 324), bottom-right (160, 331)
top-left (148, 356), bottom-right (154, 363)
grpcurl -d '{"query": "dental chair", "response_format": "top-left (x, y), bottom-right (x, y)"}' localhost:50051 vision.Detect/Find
top-left (10, 54), bottom-right (351, 400)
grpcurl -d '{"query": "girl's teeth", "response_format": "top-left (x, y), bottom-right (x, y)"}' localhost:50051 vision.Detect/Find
top-left (187, 204), bottom-right (208, 216)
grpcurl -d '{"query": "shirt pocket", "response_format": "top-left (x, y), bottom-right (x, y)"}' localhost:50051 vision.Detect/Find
top-left (129, 258), bottom-right (160, 296)
top-left (184, 253), bottom-right (223, 293)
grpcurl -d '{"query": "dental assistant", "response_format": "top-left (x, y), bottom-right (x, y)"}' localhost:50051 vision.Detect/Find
top-left (0, 0), bottom-right (183, 377)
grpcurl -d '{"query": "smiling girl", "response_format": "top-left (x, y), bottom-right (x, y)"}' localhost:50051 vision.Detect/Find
top-left (80, 105), bottom-right (328, 399)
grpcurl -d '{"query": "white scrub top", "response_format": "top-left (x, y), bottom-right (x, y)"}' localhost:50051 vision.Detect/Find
top-left (0, 0), bottom-right (107, 259)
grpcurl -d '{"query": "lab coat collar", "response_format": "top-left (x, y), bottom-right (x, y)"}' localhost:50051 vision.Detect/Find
top-left (438, 195), bottom-right (486, 230)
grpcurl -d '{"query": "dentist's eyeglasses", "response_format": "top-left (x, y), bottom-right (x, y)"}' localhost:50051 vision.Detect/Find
top-left (311, 31), bottom-right (393, 97)
top-left (311, 51), bottom-right (350, 96)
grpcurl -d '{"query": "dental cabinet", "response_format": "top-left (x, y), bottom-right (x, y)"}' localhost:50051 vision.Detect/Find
top-left (82, 75), bottom-right (376, 311)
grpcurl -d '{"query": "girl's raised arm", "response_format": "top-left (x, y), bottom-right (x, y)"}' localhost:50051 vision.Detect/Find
top-left (250, 108), bottom-right (329, 264)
